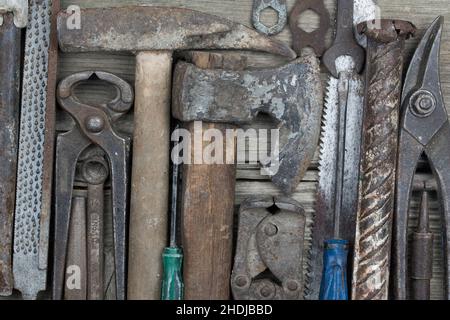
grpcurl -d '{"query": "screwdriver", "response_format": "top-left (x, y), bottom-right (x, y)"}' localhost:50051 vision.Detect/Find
top-left (161, 124), bottom-right (184, 300)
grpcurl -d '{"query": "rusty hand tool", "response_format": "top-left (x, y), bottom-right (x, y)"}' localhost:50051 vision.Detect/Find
top-left (173, 55), bottom-right (322, 194)
top-left (231, 197), bottom-right (306, 300)
top-left (82, 148), bottom-right (109, 300)
top-left (410, 183), bottom-right (434, 300)
top-left (0, 0), bottom-right (27, 296)
top-left (64, 195), bottom-right (87, 300)
top-left (161, 124), bottom-right (184, 300)
top-left (309, 0), bottom-right (372, 300)
top-left (172, 51), bottom-right (247, 300)
top-left (172, 51), bottom-right (322, 299)
top-left (13, 0), bottom-right (59, 300)
top-left (252, 0), bottom-right (287, 35)
top-left (351, 19), bottom-right (415, 300)
top-left (394, 17), bottom-right (447, 300)
top-left (57, 6), bottom-right (295, 300)
top-left (54, 71), bottom-right (133, 300)
top-left (289, 0), bottom-right (330, 57)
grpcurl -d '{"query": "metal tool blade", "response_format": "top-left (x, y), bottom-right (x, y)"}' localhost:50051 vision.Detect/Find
top-left (0, 5), bottom-right (24, 296)
top-left (306, 0), bottom-right (376, 300)
top-left (13, 0), bottom-right (58, 300)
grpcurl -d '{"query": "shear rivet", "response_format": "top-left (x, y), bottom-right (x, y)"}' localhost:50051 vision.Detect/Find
top-left (259, 285), bottom-right (273, 297)
top-left (264, 223), bottom-right (278, 236)
top-left (235, 275), bottom-right (248, 287)
top-left (286, 280), bottom-right (298, 291)
top-left (86, 116), bottom-right (105, 133)
top-left (410, 90), bottom-right (436, 118)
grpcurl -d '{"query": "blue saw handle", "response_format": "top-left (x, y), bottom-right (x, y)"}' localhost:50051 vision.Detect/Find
top-left (319, 239), bottom-right (349, 300)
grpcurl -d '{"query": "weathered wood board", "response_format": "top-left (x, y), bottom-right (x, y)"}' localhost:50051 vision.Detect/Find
top-left (54, 0), bottom-right (450, 299)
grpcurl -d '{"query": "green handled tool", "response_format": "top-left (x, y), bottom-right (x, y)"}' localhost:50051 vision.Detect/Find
top-left (161, 124), bottom-right (184, 300)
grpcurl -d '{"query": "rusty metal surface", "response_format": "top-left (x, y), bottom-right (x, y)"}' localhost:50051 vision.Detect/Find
top-left (289, 0), bottom-right (330, 57)
top-left (57, 6), bottom-right (295, 59)
top-left (411, 185), bottom-right (433, 300)
top-left (0, 12), bottom-right (21, 296)
top-left (252, 0), bottom-right (287, 35)
top-left (351, 19), bottom-right (415, 300)
top-left (231, 197), bottom-right (306, 300)
top-left (172, 55), bottom-right (322, 194)
top-left (82, 148), bottom-right (109, 300)
top-left (64, 196), bottom-right (87, 300)
top-left (308, 0), bottom-right (370, 300)
top-left (53, 71), bottom-right (133, 300)
top-left (13, 0), bottom-right (59, 300)
top-left (322, 0), bottom-right (364, 78)
top-left (0, 0), bottom-right (27, 27)
top-left (394, 17), bottom-right (449, 300)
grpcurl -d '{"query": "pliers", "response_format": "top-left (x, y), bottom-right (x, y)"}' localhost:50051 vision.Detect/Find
top-left (52, 71), bottom-right (133, 300)
top-left (394, 16), bottom-right (448, 299)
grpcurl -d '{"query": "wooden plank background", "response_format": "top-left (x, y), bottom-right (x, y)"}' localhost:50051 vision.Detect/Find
top-left (52, 0), bottom-right (450, 300)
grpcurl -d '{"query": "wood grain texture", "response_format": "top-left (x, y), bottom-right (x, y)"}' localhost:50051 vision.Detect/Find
top-left (55, 0), bottom-right (450, 300)
top-left (180, 52), bottom-right (243, 300)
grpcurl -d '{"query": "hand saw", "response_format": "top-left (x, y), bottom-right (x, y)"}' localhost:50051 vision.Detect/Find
top-left (306, 0), bottom-right (378, 300)
top-left (0, 0), bottom-right (27, 296)
top-left (13, 0), bottom-right (59, 300)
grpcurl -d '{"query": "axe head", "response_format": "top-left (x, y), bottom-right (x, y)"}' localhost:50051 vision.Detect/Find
top-left (57, 6), bottom-right (296, 59)
top-left (173, 55), bottom-right (323, 194)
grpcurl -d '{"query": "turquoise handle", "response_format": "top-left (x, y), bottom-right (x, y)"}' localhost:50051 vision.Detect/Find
top-left (161, 247), bottom-right (184, 300)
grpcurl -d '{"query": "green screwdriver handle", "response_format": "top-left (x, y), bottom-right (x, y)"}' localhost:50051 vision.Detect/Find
top-left (161, 247), bottom-right (184, 300)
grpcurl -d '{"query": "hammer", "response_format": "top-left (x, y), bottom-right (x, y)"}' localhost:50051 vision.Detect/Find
top-left (57, 6), bottom-right (296, 300)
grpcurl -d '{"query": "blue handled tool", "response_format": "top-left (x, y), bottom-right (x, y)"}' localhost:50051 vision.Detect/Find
top-left (319, 239), bottom-right (349, 300)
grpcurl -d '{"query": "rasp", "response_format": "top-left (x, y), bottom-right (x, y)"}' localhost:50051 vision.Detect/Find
top-left (13, 0), bottom-right (59, 300)
top-left (0, 0), bottom-right (27, 296)
top-left (307, 0), bottom-right (377, 300)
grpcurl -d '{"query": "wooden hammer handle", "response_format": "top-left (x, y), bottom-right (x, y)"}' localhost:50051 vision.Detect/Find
top-left (128, 51), bottom-right (172, 299)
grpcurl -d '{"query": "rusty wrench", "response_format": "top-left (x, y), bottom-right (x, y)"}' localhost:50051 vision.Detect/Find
top-left (394, 17), bottom-right (448, 300)
top-left (53, 71), bottom-right (133, 300)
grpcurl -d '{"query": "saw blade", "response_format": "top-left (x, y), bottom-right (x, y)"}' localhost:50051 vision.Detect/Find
top-left (305, 0), bottom-right (377, 300)
top-left (306, 67), bottom-right (364, 300)
top-left (13, 0), bottom-right (58, 300)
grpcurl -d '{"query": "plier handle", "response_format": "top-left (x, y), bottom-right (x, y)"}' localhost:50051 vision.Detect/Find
top-left (394, 17), bottom-right (449, 299)
top-left (52, 71), bottom-right (133, 300)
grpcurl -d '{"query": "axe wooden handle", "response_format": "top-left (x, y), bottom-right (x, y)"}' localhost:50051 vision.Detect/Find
top-left (128, 51), bottom-right (172, 299)
top-left (181, 52), bottom-right (243, 300)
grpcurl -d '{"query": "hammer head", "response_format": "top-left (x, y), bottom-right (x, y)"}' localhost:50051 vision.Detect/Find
top-left (172, 55), bottom-right (323, 194)
top-left (57, 6), bottom-right (296, 59)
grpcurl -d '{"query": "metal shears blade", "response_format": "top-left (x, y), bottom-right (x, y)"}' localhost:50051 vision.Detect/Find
top-left (394, 16), bottom-right (448, 300)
